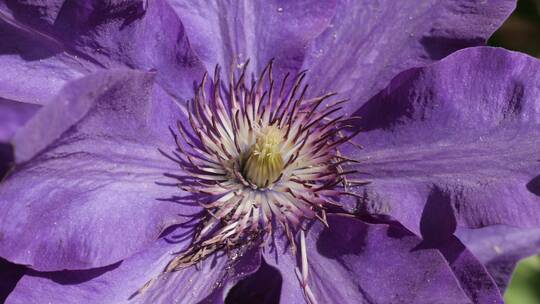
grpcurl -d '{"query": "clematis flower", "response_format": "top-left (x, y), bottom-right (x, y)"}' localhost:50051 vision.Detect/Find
top-left (1, 1), bottom-right (539, 304)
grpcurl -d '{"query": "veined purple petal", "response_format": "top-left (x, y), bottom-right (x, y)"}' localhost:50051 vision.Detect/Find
top-left (166, 0), bottom-right (337, 82)
top-left (304, 0), bottom-right (516, 112)
top-left (348, 47), bottom-right (540, 236)
top-left (435, 236), bottom-right (502, 303)
top-left (264, 215), bottom-right (478, 303)
top-left (0, 4), bottom-right (87, 105)
top-left (0, 0), bottom-right (205, 104)
top-left (5, 226), bottom-right (260, 304)
top-left (0, 70), bottom-right (198, 271)
top-left (457, 225), bottom-right (540, 291)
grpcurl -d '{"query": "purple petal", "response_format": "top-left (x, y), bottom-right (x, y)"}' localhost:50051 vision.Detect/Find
top-left (304, 0), bottom-right (516, 112)
top-left (166, 0), bottom-right (337, 82)
top-left (348, 47), bottom-right (540, 236)
top-left (0, 98), bottom-right (40, 143)
top-left (457, 225), bottom-right (540, 291)
top-left (0, 98), bottom-right (38, 178)
top-left (0, 70), bottom-right (197, 271)
top-left (0, 8), bottom-right (87, 105)
top-left (264, 215), bottom-right (478, 303)
top-left (5, 227), bottom-right (260, 304)
top-left (0, 0), bottom-right (205, 104)
top-left (436, 236), bottom-right (502, 303)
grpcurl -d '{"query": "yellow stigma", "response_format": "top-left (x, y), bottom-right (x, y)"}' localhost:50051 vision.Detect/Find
top-left (242, 126), bottom-right (284, 187)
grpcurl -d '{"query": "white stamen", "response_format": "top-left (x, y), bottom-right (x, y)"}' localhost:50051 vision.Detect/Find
top-left (300, 230), bottom-right (308, 282)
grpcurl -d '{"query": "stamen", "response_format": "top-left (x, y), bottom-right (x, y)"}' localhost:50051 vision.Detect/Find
top-left (295, 230), bottom-right (318, 304)
top-left (141, 59), bottom-right (363, 300)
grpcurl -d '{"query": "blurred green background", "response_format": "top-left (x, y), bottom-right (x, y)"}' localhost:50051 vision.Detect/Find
top-left (505, 256), bottom-right (540, 304)
top-left (489, 1), bottom-right (540, 303)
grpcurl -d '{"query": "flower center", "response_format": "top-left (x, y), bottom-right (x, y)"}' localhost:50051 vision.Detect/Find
top-left (160, 61), bottom-right (363, 273)
top-left (140, 60), bottom-right (366, 304)
top-left (242, 126), bottom-right (284, 187)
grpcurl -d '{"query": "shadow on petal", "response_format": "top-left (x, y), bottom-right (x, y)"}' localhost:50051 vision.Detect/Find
top-left (420, 186), bottom-right (457, 244)
top-left (0, 17), bottom-right (62, 61)
top-left (0, 257), bottom-right (25, 303)
top-left (224, 259), bottom-right (282, 304)
top-left (316, 217), bottom-right (369, 274)
top-left (27, 261), bottom-right (122, 285)
top-left (54, 1), bottom-right (147, 32)
top-left (350, 69), bottom-right (419, 132)
top-left (0, 143), bottom-right (14, 179)
top-left (526, 174), bottom-right (540, 196)
top-left (420, 36), bottom-right (484, 60)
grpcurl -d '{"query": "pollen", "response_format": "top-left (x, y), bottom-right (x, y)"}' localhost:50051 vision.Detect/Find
top-left (242, 126), bottom-right (284, 187)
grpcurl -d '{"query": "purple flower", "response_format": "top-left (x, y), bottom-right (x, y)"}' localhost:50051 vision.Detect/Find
top-left (1, 1), bottom-right (538, 303)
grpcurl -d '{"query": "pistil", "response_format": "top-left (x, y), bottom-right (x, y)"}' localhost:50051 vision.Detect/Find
top-left (242, 126), bottom-right (284, 187)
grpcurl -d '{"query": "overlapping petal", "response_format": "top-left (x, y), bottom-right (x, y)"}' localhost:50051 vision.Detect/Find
top-left (0, 0), bottom-right (205, 104)
top-left (264, 215), bottom-right (492, 303)
top-left (0, 70), bottom-right (198, 271)
top-left (347, 47), bottom-right (540, 237)
top-left (0, 9), bottom-right (87, 105)
top-left (304, 0), bottom-right (516, 112)
top-left (435, 236), bottom-right (502, 303)
top-left (458, 225), bottom-right (540, 291)
top-left (5, 226), bottom-right (260, 304)
top-left (166, 0), bottom-right (337, 83)
top-left (0, 98), bottom-right (40, 143)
